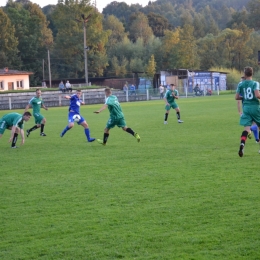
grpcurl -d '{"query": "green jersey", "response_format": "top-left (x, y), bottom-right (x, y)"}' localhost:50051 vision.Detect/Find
top-left (0, 113), bottom-right (24, 129)
top-left (105, 95), bottom-right (124, 120)
top-left (29, 96), bottom-right (44, 114)
top-left (165, 89), bottom-right (178, 104)
top-left (236, 80), bottom-right (260, 106)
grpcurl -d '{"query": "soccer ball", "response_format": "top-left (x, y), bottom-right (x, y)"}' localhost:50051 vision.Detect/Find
top-left (73, 114), bottom-right (81, 122)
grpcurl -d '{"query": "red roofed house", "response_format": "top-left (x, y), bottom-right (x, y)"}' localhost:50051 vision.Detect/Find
top-left (0, 67), bottom-right (33, 91)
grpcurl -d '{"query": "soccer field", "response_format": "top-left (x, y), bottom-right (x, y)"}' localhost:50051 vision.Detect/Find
top-left (1, 95), bottom-right (260, 259)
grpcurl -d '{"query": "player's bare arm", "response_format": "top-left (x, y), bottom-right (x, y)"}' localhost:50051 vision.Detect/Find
top-left (163, 98), bottom-right (169, 106)
top-left (94, 104), bottom-right (108, 113)
top-left (20, 129), bottom-right (25, 145)
top-left (235, 93), bottom-right (243, 100)
top-left (254, 90), bottom-right (260, 99)
top-left (42, 104), bottom-right (48, 110)
top-left (24, 104), bottom-right (30, 112)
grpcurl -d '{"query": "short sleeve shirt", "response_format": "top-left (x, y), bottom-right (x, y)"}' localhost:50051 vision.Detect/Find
top-left (1, 113), bottom-right (24, 129)
top-left (105, 95), bottom-right (124, 120)
top-left (236, 80), bottom-right (260, 106)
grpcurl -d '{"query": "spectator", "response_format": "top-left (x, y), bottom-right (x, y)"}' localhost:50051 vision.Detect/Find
top-left (159, 84), bottom-right (165, 99)
top-left (59, 81), bottom-right (65, 93)
top-left (123, 84), bottom-right (128, 94)
top-left (130, 84), bottom-right (136, 95)
top-left (65, 80), bottom-right (72, 93)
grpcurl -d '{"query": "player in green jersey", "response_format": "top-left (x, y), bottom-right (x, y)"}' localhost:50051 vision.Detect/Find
top-left (94, 87), bottom-right (140, 145)
top-left (24, 89), bottom-right (48, 137)
top-left (0, 112), bottom-right (32, 148)
top-left (164, 83), bottom-right (183, 124)
top-left (235, 67), bottom-right (260, 157)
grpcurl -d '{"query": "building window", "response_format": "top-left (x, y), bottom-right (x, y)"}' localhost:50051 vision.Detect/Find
top-left (0, 81), bottom-right (3, 90)
top-left (16, 80), bottom-right (23, 88)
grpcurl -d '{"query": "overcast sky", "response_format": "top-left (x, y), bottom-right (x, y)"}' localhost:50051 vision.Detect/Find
top-left (2, 0), bottom-right (148, 12)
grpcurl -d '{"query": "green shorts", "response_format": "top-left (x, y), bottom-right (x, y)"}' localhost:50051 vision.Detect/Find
top-left (165, 102), bottom-right (178, 111)
top-left (0, 120), bottom-right (8, 134)
top-left (33, 112), bottom-right (44, 124)
top-left (106, 117), bottom-right (126, 129)
top-left (240, 105), bottom-right (260, 127)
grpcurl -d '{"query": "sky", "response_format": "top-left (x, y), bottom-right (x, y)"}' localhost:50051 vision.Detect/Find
top-left (3, 0), bottom-right (148, 12)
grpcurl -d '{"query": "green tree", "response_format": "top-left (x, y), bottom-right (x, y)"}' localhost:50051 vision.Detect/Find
top-left (110, 56), bottom-right (128, 77)
top-left (129, 12), bottom-right (153, 44)
top-left (170, 24), bottom-right (199, 69)
top-left (197, 34), bottom-right (219, 70)
top-left (161, 29), bottom-right (180, 69)
top-left (147, 12), bottom-right (172, 37)
top-left (5, 0), bottom-right (53, 85)
top-left (129, 57), bottom-right (145, 72)
top-left (0, 8), bottom-right (20, 68)
top-left (247, 0), bottom-right (260, 30)
top-left (103, 15), bottom-right (128, 46)
top-left (50, 0), bottom-right (109, 78)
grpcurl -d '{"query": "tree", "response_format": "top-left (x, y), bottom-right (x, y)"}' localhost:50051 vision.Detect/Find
top-left (0, 8), bottom-right (20, 68)
top-left (5, 0), bottom-right (53, 85)
top-left (161, 29), bottom-right (180, 69)
top-left (103, 15), bottom-right (128, 46)
top-left (146, 54), bottom-right (156, 79)
top-left (169, 24), bottom-right (199, 69)
top-left (110, 56), bottom-right (128, 77)
top-left (147, 12), bottom-right (172, 37)
top-left (129, 12), bottom-right (153, 44)
top-left (49, 0), bottom-right (109, 78)
top-left (247, 0), bottom-right (260, 30)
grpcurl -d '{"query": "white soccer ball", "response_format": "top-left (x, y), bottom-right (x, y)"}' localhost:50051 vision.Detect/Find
top-left (73, 114), bottom-right (81, 122)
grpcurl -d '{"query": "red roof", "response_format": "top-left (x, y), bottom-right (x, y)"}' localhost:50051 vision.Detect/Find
top-left (0, 69), bottom-right (34, 76)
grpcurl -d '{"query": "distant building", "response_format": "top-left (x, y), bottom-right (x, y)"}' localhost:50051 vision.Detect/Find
top-left (0, 67), bottom-right (33, 91)
top-left (159, 69), bottom-right (227, 92)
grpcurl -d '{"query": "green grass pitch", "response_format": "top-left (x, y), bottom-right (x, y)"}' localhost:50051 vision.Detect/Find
top-left (1, 95), bottom-right (260, 259)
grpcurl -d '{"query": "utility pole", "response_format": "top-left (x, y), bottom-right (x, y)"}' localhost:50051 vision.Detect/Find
top-left (83, 22), bottom-right (88, 85)
top-left (48, 49), bottom-right (52, 88)
top-left (43, 59), bottom-right (45, 80)
top-left (76, 14), bottom-right (92, 85)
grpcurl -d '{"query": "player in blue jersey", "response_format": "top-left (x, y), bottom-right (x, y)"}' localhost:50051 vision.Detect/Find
top-left (60, 89), bottom-right (95, 142)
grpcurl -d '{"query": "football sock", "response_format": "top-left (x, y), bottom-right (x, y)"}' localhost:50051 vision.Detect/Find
top-left (84, 128), bottom-right (93, 141)
top-left (240, 130), bottom-right (248, 146)
top-left (61, 126), bottom-right (70, 136)
top-left (126, 127), bottom-right (135, 136)
top-left (103, 133), bottom-right (109, 144)
top-left (11, 133), bottom-right (18, 147)
top-left (28, 125), bottom-right (38, 132)
top-left (176, 111), bottom-right (180, 120)
top-left (41, 124), bottom-right (45, 133)
top-left (164, 113), bottom-right (168, 121)
top-left (250, 124), bottom-right (258, 140)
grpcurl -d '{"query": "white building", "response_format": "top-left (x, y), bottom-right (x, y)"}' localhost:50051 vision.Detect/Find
top-left (0, 67), bottom-right (33, 91)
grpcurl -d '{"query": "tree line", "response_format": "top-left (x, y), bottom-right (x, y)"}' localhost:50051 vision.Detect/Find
top-left (0, 0), bottom-right (260, 86)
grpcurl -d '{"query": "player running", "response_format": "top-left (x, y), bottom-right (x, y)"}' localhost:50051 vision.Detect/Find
top-left (94, 87), bottom-right (140, 145)
top-left (25, 89), bottom-right (48, 137)
top-left (235, 66), bottom-right (260, 157)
